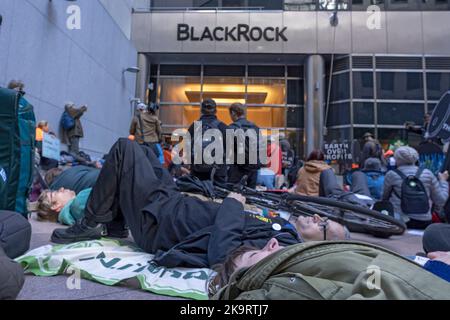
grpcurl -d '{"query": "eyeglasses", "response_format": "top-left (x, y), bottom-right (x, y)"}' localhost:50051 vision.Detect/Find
top-left (315, 215), bottom-right (329, 241)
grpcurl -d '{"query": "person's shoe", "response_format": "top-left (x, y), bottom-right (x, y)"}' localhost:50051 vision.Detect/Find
top-left (104, 226), bottom-right (130, 239)
top-left (51, 219), bottom-right (103, 244)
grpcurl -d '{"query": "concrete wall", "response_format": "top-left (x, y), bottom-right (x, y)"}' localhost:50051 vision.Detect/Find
top-left (132, 10), bottom-right (450, 55)
top-left (0, 0), bottom-right (137, 157)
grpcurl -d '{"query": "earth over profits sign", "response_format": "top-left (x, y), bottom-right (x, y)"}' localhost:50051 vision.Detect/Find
top-left (324, 143), bottom-right (353, 162)
top-left (177, 24), bottom-right (288, 42)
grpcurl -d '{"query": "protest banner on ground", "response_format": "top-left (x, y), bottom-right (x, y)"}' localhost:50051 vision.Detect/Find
top-left (16, 239), bottom-right (214, 300)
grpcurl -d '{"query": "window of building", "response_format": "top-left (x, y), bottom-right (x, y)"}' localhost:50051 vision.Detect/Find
top-left (353, 72), bottom-right (374, 99)
top-left (426, 73), bottom-right (450, 101)
top-left (202, 77), bottom-right (246, 104)
top-left (378, 128), bottom-right (408, 148)
top-left (248, 0), bottom-right (283, 9)
top-left (325, 127), bottom-right (352, 143)
top-left (376, 72), bottom-right (424, 100)
top-left (159, 77), bottom-right (202, 104)
top-left (318, 0), bottom-right (350, 10)
top-left (157, 64), bottom-right (300, 134)
top-left (287, 106), bottom-right (304, 128)
top-left (287, 80), bottom-right (304, 105)
top-left (248, 65), bottom-right (285, 77)
top-left (327, 102), bottom-right (351, 126)
top-left (377, 102), bottom-right (424, 125)
top-left (353, 102), bottom-right (375, 124)
top-left (330, 72), bottom-right (350, 101)
top-left (284, 0), bottom-right (318, 10)
top-left (247, 78), bottom-right (286, 105)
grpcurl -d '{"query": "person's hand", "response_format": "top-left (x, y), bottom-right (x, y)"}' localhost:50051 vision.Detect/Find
top-left (81, 105), bottom-right (88, 112)
top-left (180, 167), bottom-right (190, 176)
top-left (438, 171), bottom-right (449, 182)
top-left (227, 193), bottom-right (246, 206)
top-left (427, 251), bottom-right (450, 265)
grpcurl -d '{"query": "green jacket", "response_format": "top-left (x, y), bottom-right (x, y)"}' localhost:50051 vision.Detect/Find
top-left (214, 241), bottom-right (450, 300)
top-left (58, 188), bottom-right (92, 226)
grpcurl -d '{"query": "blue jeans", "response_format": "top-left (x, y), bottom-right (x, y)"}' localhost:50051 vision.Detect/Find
top-left (257, 171), bottom-right (275, 189)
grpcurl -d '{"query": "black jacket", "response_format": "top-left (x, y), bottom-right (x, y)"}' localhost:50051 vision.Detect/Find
top-left (148, 195), bottom-right (301, 268)
top-left (228, 118), bottom-right (261, 167)
top-left (0, 246), bottom-right (24, 300)
top-left (50, 166), bottom-right (100, 194)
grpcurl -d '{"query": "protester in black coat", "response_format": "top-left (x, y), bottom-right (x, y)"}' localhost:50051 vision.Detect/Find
top-left (187, 99), bottom-right (229, 183)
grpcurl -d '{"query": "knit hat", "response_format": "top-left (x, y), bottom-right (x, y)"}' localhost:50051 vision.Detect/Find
top-left (394, 146), bottom-right (419, 166)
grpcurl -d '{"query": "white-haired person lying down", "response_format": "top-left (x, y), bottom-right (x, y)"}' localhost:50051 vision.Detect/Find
top-left (32, 139), bottom-right (350, 269)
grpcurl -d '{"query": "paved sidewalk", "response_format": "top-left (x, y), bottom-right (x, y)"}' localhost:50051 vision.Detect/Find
top-left (17, 215), bottom-right (423, 300)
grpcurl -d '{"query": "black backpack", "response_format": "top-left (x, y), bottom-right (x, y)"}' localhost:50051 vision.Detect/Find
top-left (232, 121), bottom-right (263, 170)
top-left (393, 168), bottom-right (430, 215)
top-left (191, 119), bottom-right (222, 173)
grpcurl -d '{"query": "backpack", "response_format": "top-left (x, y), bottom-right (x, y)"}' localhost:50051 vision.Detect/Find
top-left (191, 119), bottom-right (222, 173)
top-left (363, 170), bottom-right (385, 200)
top-left (60, 111), bottom-right (75, 130)
top-left (232, 121), bottom-right (263, 170)
top-left (393, 168), bottom-right (430, 215)
top-left (0, 88), bottom-right (36, 217)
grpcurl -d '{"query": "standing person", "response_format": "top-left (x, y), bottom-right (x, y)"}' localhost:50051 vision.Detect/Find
top-left (35, 120), bottom-right (58, 170)
top-left (62, 102), bottom-right (87, 156)
top-left (360, 132), bottom-right (386, 169)
top-left (382, 146), bottom-right (449, 229)
top-left (129, 102), bottom-right (163, 162)
top-left (188, 99), bottom-right (228, 184)
top-left (227, 103), bottom-right (261, 188)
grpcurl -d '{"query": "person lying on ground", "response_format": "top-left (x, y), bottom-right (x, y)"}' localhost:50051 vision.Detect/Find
top-left (45, 165), bottom-right (100, 195)
top-left (33, 139), bottom-right (349, 269)
top-left (423, 223), bottom-right (450, 253)
top-left (209, 238), bottom-right (450, 300)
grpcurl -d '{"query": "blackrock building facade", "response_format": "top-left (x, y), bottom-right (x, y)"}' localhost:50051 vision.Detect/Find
top-left (131, 0), bottom-right (450, 156)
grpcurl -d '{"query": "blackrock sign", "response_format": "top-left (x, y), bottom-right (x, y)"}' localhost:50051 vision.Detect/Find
top-left (177, 24), bottom-right (288, 42)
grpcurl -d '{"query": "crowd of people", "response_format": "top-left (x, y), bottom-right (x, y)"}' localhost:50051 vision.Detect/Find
top-left (1, 93), bottom-right (450, 300)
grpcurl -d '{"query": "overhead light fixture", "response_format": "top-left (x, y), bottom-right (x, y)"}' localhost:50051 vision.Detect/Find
top-left (123, 67), bottom-right (140, 74)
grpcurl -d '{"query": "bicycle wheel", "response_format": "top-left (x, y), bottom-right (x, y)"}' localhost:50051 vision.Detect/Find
top-left (285, 194), bottom-right (406, 238)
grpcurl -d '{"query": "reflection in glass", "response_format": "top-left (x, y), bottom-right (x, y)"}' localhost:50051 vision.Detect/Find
top-left (426, 73), bottom-right (450, 101)
top-left (284, 0), bottom-right (317, 11)
top-left (353, 72), bottom-right (374, 99)
top-left (327, 103), bottom-right (351, 126)
top-left (377, 72), bottom-right (424, 100)
top-left (246, 107), bottom-right (286, 128)
top-left (377, 103), bottom-right (424, 125)
top-left (160, 77), bottom-right (202, 103)
top-left (247, 79), bottom-right (286, 105)
top-left (287, 107), bottom-right (304, 128)
top-left (353, 102), bottom-right (374, 124)
top-left (331, 72), bottom-right (350, 101)
top-left (288, 80), bottom-right (304, 105)
top-left (318, 0), bottom-right (349, 10)
top-left (202, 77), bottom-right (246, 104)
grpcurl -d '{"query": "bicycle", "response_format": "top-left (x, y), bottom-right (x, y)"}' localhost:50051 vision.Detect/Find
top-left (213, 184), bottom-right (406, 238)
